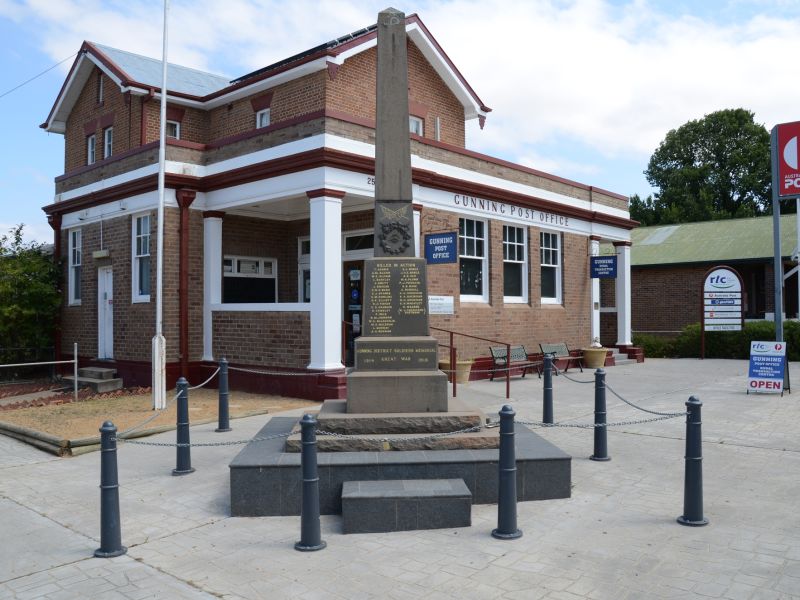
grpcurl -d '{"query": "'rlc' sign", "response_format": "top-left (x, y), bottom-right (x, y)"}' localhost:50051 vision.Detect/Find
top-left (776, 121), bottom-right (800, 197)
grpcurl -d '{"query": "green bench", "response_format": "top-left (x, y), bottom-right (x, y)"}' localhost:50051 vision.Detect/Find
top-left (489, 345), bottom-right (536, 381)
top-left (539, 342), bottom-right (583, 373)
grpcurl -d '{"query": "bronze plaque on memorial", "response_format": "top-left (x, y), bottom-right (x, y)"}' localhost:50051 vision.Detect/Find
top-left (362, 258), bottom-right (429, 337)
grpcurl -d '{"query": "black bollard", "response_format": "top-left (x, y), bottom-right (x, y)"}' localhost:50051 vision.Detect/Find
top-left (215, 357), bottom-right (231, 433)
top-left (295, 414), bottom-right (326, 551)
top-left (172, 377), bottom-right (195, 476)
top-left (542, 354), bottom-right (554, 424)
top-left (677, 396), bottom-right (708, 526)
top-left (590, 369), bottom-right (611, 461)
top-left (492, 405), bottom-right (523, 540)
top-left (94, 421), bottom-right (127, 558)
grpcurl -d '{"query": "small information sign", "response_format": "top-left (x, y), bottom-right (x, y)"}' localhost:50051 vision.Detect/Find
top-left (429, 295), bottom-right (454, 314)
top-left (425, 232), bottom-right (457, 264)
top-left (747, 341), bottom-right (786, 395)
top-left (590, 256), bottom-right (617, 278)
top-left (702, 268), bottom-right (743, 332)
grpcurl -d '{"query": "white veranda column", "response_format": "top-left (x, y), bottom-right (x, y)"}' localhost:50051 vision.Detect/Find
top-left (202, 212), bottom-right (223, 361)
top-left (614, 241), bottom-right (633, 346)
top-left (307, 190), bottom-right (344, 370)
top-left (590, 236), bottom-right (601, 343)
top-left (413, 206), bottom-right (421, 257)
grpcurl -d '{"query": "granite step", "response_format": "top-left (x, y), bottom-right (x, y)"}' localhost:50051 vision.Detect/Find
top-left (285, 427), bottom-right (499, 452)
top-left (78, 367), bottom-right (117, 380)
top-left (341, 479), bottom-right (471, 534)
top-left (63, 375), bottom-right (123, 394)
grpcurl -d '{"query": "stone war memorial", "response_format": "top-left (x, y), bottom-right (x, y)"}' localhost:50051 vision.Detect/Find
top-left (229, 8), bottom-right (571, 531)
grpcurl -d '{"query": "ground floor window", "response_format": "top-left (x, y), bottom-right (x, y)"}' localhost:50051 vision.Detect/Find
top-left (540, 231), bottom-right (562, 304)
top-left (132, 214), bottom-right (151, 302)
top-left (68, 228), bottom-right (82, 305)
top-left (503, 225), bottom-right (527, 302)
top-left (223, 255), bottom-right (277, 303)
top-left (459, 218), bottom-right (488, 302)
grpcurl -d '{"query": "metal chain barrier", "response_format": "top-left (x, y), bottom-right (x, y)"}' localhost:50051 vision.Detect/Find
top-left (188, 367), bottom-right (220, 390)
top-left (552, 366), bottom-right (594, 384)
top-left (515, 413), bottom-right (687, 429)
top-left (115, 430), bottom-right (295, 447)
top-left (227, 363), bottom-right (543, 376)
top-left (117, 390), bottom-right (181, 438)
top-left (604, 382), bottom-right (686, 417)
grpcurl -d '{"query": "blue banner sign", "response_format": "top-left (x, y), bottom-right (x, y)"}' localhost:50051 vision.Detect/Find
top-left (590, 256), bottom-right (617, 278)
top-left (425, 232), bottom-right (457, 264)
top-left (747, 341), bottom-right (786, 394)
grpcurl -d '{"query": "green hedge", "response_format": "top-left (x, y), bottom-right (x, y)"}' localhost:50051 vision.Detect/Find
top-left (634, 321), bottom-right (800, 360)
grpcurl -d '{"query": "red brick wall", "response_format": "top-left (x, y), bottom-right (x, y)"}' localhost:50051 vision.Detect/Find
top-left (64, 68), bottom-right (138, 172)
top-left (212, 312), bottom-right (310, 368)
top-left (421, 207), bottom-right (591, 361)
top-left (327, 41), bottom-right (465, 147)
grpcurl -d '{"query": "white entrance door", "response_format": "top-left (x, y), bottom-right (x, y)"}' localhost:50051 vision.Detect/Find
top-left (98, 267), bottom-right (114, 359)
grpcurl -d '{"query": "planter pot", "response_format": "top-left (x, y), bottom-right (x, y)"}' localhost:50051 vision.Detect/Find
top-left (582, 348), bottom-right (607, 369)
top-left (438, 360), bottom-right (473, 384)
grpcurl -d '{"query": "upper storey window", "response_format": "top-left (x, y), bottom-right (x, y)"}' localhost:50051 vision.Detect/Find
top-left (409, 116), bottom-right (424, 136)
top-left (166, 120), bottom-right (180, 139)
top-left (256, 109), bottom-right (270, 129)
top-left (87, 134), bottom-right (96, 165)
top-left (103, 127), bottom-right (113, 159)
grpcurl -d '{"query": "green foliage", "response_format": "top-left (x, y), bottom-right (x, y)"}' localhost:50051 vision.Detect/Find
top-left (667, 321), bottom-right (800, 361)
top-left (0, 225), bottom-right (61, 360)
top-left (632, 333), bottom-right (675, 358)
top-left (641, 108), bottom-right (771, 225)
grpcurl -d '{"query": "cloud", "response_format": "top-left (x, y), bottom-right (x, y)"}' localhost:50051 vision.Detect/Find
top-left (8, 0), bottom-right (800, 198)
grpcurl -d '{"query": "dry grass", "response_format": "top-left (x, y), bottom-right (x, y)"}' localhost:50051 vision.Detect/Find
top-left (0, 388), bottom-right (319, 440)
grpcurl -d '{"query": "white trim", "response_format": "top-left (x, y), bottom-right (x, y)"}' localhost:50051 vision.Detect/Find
top-left (458, 217), bottom-right (488, 303)
top-left (202, 215), bottom-right (223, 361)
top-left (87, 134), bottom-right (96, 165)
top-left (342, 228), bottom-right (375, 260)
top-left (590, 239), bottom-right (601, 343)
top-left (222, 255), bottom-right (278, 303)
top-left (166, 120), bottom-right (180, 139)
top-left (131, 213), bottom-right (151, 303)
top-left (298, 236), bottom-right (310, 303)
top-left (615, 244), bottom-right (633, 346)
top-left (97, 266), bottom-right (114, 359)
top-left (210, 303), bottom-right (310, 312)
top-left (409, 115), bottom-right (424, 136)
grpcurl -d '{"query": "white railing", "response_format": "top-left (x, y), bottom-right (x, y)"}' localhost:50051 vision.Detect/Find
top-left (0, 342), bottom-right (79, 402)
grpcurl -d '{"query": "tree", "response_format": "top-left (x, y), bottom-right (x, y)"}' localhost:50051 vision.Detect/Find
top-left (643, 108), bottom-right (771, 225)
top-left (0, 225), bottom-right (61, 363)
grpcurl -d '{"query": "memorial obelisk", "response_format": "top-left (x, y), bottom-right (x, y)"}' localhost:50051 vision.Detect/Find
top-left (346, 7), bottom-right (448, 413)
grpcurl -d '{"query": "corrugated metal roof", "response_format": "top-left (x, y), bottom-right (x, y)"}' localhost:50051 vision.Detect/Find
top-left (618, 214), bottom-right (799, 266)
top-left (94, 43), bottom-right (231, 96)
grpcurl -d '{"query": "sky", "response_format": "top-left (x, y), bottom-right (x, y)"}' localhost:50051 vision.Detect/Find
top-left (2, 0), bottom-right (800, 244)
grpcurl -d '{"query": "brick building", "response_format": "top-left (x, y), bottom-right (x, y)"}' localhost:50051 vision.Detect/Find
top-left (42, 14), bottom-right (636, 399)
top-left (599, 215), bottom-right (798, 341)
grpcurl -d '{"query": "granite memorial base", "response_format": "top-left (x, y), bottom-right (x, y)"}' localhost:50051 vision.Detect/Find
top-left (229, 417), bottom-right (572, 517)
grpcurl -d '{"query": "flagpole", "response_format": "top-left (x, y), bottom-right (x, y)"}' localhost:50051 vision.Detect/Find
top-left (152, 0), bottom-right (169, 409)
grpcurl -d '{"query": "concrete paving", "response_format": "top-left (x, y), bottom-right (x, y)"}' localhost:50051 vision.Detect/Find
top-left (0, 359), bottom-right (798, 599)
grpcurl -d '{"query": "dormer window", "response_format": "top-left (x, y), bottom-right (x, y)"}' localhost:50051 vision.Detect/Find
top-left (409, 115), bottom-right (424, 136)
top-left (256, 108), bottom-right (270, 129)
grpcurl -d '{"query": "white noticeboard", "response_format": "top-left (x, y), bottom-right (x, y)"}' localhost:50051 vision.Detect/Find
top-left (429, 295), bottom-right (454, 315)
top-left (703, 268), bottom-right (743, 332)
top-left (747, 341), bottom-right (787, 395)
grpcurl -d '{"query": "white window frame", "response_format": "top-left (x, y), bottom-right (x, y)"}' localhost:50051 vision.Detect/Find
top-left (103, 127), bottom-right (113, 159)
top-left (342, 229), bottom-right (375, 260)
top-left (459, 217), bottom-right (488, 303)
top-left (540, 230), bottom-right (562, 305)
top-left (68, 228), bottom-right (82, 306)
top-left (223, 255), bottom-right (278, 303)
top-left (131, 214), bottom-right (151, 303)
top-left (87, 134), bottom-right (96, 165)
top-left (503, 224), bottom-right (528, 303)
top-left (256, 108), bottom-right (270, 129)
top-left (166, 120), bottom-right (180, 139)
top-left (298, 237), bottom-right (311, 303)
top-left (97, 73), bottom-right (104, 104)
top-left (409, 115), bottom-right (424, 136)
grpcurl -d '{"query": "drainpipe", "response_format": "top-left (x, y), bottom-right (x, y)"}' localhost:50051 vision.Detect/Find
top-left (176, 188), bottom-right (197, 378)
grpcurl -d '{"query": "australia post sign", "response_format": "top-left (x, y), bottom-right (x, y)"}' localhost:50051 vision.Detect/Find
top-left (747, 341), bottom-right (786, 394)
top-left (776, 121), bottom-right (800, 198)
top-left (702, 267), bottom-right (743, 333)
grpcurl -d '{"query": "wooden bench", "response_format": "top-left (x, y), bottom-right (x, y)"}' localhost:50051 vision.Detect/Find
top-left (489, 345), bottom-right (536, 381)
top-left (539, 342), bottom-right (583, 373)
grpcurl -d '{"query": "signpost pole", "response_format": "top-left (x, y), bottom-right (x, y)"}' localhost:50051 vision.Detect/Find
top-left (771, 127), bottom-right (784, 344)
